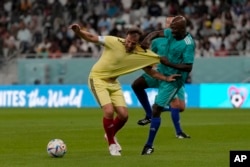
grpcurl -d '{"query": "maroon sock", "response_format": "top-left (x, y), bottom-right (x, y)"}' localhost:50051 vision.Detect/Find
top-left (113, 116), bottom-right (127, 135)
top-left (103, 117), bottom-right (115, 145)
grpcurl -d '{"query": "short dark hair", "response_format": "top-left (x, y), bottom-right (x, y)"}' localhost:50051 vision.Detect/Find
top-left (126, 27), bottom-right (145, 42)
top-left (126, 27), bottom-right (143, 37)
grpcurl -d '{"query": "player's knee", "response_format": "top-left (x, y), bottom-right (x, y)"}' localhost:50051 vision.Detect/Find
top-left (102, 105), bottom-right (115, 118)
top-left (179, 102), bottom-right (186, 112)
top-left (170, 99), bottom-right (185, 112)
top-left (116, 107), bottom-right (129, 121)
top-left (152, 104), bottom-right (162, 117)
top-left (103, 111), bottom-right (114, 119)
top-left (179, 107), bottom-right (185, 112)
top-left (131, 81), bottom-right (139, 90)
top-left (131, 77), bottom-right (147, 90)
top-left (131, 80), bottom-right (143, 90)
top-left (119, 112), bottom-right (128, 121)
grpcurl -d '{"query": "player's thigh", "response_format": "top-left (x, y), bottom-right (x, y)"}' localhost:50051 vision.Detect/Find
top-left (176, 86), bottom-right (185, 101)
top-left (88, 78), bottom-right (112, 107)
top-left (170, 86), bottom-right (186, 111)
top-left (142, 73), bottom-right (159, 88)
top-left (109, 81), bottom-right (127, 107)
top-left (155, 82), bottom-right (180, 107)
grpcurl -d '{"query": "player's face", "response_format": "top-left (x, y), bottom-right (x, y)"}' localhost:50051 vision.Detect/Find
top-left (169, 16), bottom-right (186, 39)
top-left (125, 34), bottom-right (140, 52)
top-left (170, 23), bottom-right (185, 39)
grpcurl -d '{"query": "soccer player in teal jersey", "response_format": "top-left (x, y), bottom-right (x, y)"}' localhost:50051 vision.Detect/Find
top-left (133, 16), bottom-right (190, 139)
top-left (132, 36), bottom-right (190, 139)
top-left (138, 15), bottom-right (195, 155)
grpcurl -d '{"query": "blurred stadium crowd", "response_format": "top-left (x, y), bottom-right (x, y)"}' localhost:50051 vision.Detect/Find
top-left (0, 0), bottom-right (250, 61)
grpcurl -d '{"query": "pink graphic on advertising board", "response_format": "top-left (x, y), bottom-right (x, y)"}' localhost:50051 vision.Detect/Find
top-left (228, 86), bottom-right (248, 108)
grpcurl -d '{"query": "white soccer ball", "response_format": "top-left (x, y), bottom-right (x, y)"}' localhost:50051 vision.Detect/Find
top-left (47, 139), bottom-right (67, 158)
top-left (230, 93), bottom-right (243, 108)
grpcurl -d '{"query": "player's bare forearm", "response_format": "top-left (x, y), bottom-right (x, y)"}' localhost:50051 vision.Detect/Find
top-left (160, 57), bottom-right (192, 72)
top-left (69, 24), bottom-right (99, 43)
top-left (170, 64), bottom-right (192, 72)
top-left (145, 31), bottom-right (161, 40)
top-left (76, 30), bottom-right (98, 43)
top-left (142, 66), bottom-right (180, 82)
top-left (140, 30), bottom-right (164, 49)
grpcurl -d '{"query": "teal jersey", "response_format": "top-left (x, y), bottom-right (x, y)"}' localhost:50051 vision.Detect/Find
top-left (155, 28), bottom-right (195, 86)
top-left (151, 37), bottom-right (168, 57)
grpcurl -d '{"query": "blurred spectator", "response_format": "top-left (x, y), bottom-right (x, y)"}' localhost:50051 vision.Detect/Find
top-left (106, 0), bottom-right (120, 18)
top-left (214, 43), bottom-right (229, 57)
top-left (209, 0), bottom-right (219, 20)
top-left (20, 0), bottom-right (32, 14)
top-left (68, 39), bottom-right (79, 56)
top-left (201, 19), bottom-right (216, 37)
top-left (223, 10), bottom-right (234, 36)
top-left (49, 42), bottom-right (62, 59)
top-left (131, 0), bottom-right (142, 10)
top-left (59, 37), bottom-right (71, 53)
top-left (236, 13), bottom-right (250, 32)
top-left (196, 0), bottom-right (209, 16)
top-left (0, 38), bottom-right (4, 65)
top-left (147, 0), bottom-right (162, 17)
top-left (218, 0), bottom-right (231, 13)
top-left (0, 0), bottom-right (250, 60)
top-left (36, 37), bottom-right (51, 54)
top-left (79, 40), bottom-right (98, 57)
top-left (166, 1), bottom-right (179, 16)
top-left (97, 14), bottom-right (112, 32)
top-left (208, 33), bottom-right (222, 51)
top-left (201, 40), bottom-right (215, 57)
top-left (228, 41), bottom-right (240, 56)
top-left (16, 21), bottom-right (32, 53)
top-left (3, 31), bottom-right (18, 58)
top-left (212, 13), bottom-right (224, 35)
top-left (87, 10), bottom-right (100, 31)
top-left (183, 1), bottom-right (195, 17)
top-left (141, 15), bottom-right (156, 31)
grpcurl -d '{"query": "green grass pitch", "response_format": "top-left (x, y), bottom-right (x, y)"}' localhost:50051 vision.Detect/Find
top-left (0, 108), bottom-right (249, 167)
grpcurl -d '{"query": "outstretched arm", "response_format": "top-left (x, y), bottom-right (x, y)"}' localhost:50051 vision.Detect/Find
top-left (69, 24), bottom-right (99, 43)
top-left (142, 66), bottom-right (181, 82)
top-left (140, 30), bottom-right (164, 49)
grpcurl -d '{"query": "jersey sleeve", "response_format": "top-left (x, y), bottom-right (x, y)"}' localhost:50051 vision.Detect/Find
top-left (98, 36), bottom-right (105, 45)
top-left (98, 36), bottom-right (125, 49)
top-left (163, 28), bottom-right (171, 37)
top-left (183, 40), bottom-right (195, 64)
top-left (151, 39), bottom-right (158, 53)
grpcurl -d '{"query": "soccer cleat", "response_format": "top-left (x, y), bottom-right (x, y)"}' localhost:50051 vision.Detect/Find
top-left (137, 117), bottom-right (151, 126)
top-left (141, 145), bottom-right (154, 155)
top-left (109, 144), bottom-right (121, 156)
top-left (104, 134), bottom-right (122, 152)
top-left (176, 132), bottom-right (191, 139)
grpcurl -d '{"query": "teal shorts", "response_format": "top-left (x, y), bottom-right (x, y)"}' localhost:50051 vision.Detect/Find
top-left (143, 73), bottom-right (185, 107)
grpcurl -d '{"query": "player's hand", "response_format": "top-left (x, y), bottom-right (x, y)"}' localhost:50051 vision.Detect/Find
top-left (140, 39), bottom-right (150, 50)
top-left (165, 74), bottom-right (181, 82)
top-left (68, 24), bottom-right (81, 33)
